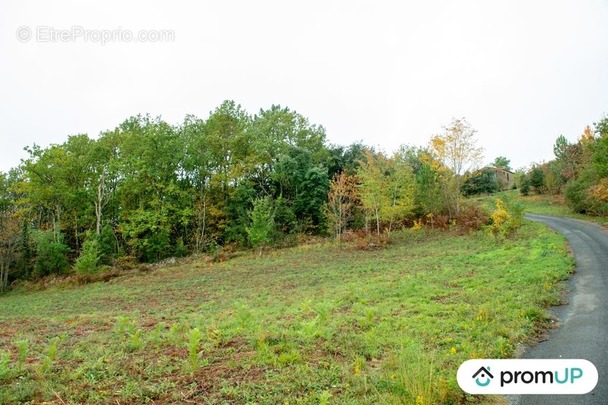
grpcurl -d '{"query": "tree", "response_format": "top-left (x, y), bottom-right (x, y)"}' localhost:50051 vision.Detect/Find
top-left (357, 151), bottom-right (415, 238)
top-left (247, 197), bottom-right (275, 256)
top-left (430, 118), bottom-right (484, 178)
top-left (0, 101), bottom-right (341, 283)
top-left (461, 168), bottom-right (499, 196)
top-left (519, 173), bottom-right (531, 196)
top-left (116, 115), bottom-right (186, 261)
top-left (324, 172), bottom-right (358, 244)
top-left (74, 237), bottom-right (100, 274)
top-left (492, 156), bottom-right (512, 171)
top-left (430, 117), bottom-right (484, 217)
top-left (383, 157), bottom-right (415, 233)
top-left (32, 230), bottom-right (70, 277)
top-left (553, 135), bottom-right (570, 161)
top-left (0, 172), bottom-right (21, 292)
top-left (357, 151), bottom-right (388, 238)
top-left (181, 115), bottom-right (213, 252)
top-left (89, 131), bottom-right (121, 236)
top-left (397, 147), bottom-right (444, 221)
top-left (528, 165), bottom-right (546, 194)
top-left (273, 146), bottom-right (329, 232)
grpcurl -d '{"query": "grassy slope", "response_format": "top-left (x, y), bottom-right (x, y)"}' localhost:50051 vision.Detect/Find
top-left (0, 224), bottom-right (572, 404)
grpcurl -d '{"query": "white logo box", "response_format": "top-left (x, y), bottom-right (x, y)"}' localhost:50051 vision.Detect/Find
top-left (457, 359), bottom-right (598, 395)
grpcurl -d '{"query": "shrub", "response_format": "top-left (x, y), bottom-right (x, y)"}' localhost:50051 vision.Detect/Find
top-left (247, 197), bottom-right (275, 255)
top-left (529, 166), bottom-right (546, 194)
top-left (564, 167), bottom-right (608, 216)
top-left (74, 237), bottom-right (100, 275)
top-left (487, 197), bottom-right (524, 238)
top-left (519, 177), bottom-right (531, 196)
top-left (455, 204), bottom-right (490, 233)
top-left (488, 199), bottom-right (510, 238)
top-left (461, 168), bottom-right (499, 196)
top-left (98, 225), bottom-right (117, 265)
top-left (354, 233), bottom-right (388, 251)
top-left (32, 231), bottom-right (70, 278)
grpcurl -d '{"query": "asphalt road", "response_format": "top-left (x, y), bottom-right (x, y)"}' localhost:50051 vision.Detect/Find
top-left (510, 214), bottom-right (608, 405)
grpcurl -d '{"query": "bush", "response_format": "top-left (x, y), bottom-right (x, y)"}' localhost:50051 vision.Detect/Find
top-left (273, 196), bottom-right (297, 240)
top-left (519, 176), bottom-right (531, 196)
top-left (529, 166), bottom-right (546, 194)
top-left (455, 204), bottom-right (490, 233)
top-left (488, 199), bottom-right (510, 238)
top-left (247, 197), bottom-right (275, 254)
top-left (74, 237), bottom-right (100, 275)
top-left (98, 225), bottom-right (117, 265)
top-left (32, 231), bottom-right (70, 278)
top-left (564, 167), bottom-right (608, 216)
top-left (487, 197), bottom-right (524, 238)
top-left (461, 168), bottom-right (499, 196)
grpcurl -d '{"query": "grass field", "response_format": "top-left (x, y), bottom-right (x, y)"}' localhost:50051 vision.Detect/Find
top-left (0, 222), bottom-right (573, 404)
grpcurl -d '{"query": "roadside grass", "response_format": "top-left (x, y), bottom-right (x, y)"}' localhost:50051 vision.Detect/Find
top-left (0, 222), bottom-right (573, 404)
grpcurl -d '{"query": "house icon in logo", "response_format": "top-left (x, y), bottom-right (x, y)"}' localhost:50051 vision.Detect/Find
top-left (472, 366), bottom-right (494, 387)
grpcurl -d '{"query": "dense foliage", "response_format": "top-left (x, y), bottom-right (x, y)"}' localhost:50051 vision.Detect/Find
top-left (461, 168), bottom-right (499, 196)
top-left (520, 116), bottom-right (608, 216)
top-left (0, 107), bottom-right (486, 290)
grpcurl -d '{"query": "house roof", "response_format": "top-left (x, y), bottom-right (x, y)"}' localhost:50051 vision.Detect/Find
top-left (472, 366), bottom-right (494, 379)
top-left (485, 166), bottom-right (514, 174)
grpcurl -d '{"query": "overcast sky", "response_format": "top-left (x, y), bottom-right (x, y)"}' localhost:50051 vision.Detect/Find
top-left (1, 0), bottom-right (607, 173)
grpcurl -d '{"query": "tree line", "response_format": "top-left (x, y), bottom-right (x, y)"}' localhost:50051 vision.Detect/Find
top-left (518, 114), bottom-right (608, 215)
top-left (0, 101), bottom-right (486, 291)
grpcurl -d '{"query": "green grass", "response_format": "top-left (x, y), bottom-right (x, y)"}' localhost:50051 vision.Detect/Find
top-left (0, 223), bottom-right (573, 404)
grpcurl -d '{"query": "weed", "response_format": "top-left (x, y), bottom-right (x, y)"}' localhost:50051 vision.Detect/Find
top-left (186, 327), bottom-right (203, 371)
top-left (0, 350), bottom-right (10, 380)
top-left (16, 339), bottom-right (29, 371)
top-left (114, 316), bottom-right (133, 335)
top-left (319, 390), bottom-right (332, 405)
top-left (126, 329), bottom-right (144, 352)
top-left (40, 336), bottom-right (60, 374)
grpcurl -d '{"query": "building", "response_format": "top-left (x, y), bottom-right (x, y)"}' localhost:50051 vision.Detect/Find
top-left (487, 166), bottom-right (515, 190)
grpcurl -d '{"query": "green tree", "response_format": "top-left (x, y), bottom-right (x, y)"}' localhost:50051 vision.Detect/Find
top-left (88, 131), bottom-right (121, 236)
top-left (397, 147), bottom-right (444, 221)
top-left (247, 197), bottom-right (275, 256)
top-left (492, 156), bottom-right (512, 171)
top-left (116, 115), bottom-right (186, 261)
top-left (383, 157), bottom-right (415, 233)
top-left (181, 115), bottom-right (213, 252)
top-left (461, 168), bottom-right (499, 196)
top-left (273, 147), bottom-right (329, 232)
top-left (74, 237), bottom-right (100, 275)
top-left (357, 151), bottom-right (387, 238)
top-left (357, 151), bottom-right (415, 238)
top-left (32, 230), bottom-right (70, 277)
top-left (528, 165), bottom-right (546, 194)
top-left (519, 173), bottom-right (531, 196)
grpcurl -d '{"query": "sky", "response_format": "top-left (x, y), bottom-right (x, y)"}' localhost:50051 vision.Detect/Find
top-left (1, 0), bottom-right (608, 173)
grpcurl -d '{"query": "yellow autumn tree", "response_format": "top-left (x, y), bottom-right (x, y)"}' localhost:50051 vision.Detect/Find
top-left (356, 151), bottom-right (415, 239)
top-left (323, 171), bottom-right (358, 245)
top-left (429, 117), bottom-right (484, 218)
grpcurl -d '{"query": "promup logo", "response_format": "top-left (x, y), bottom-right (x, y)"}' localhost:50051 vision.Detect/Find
top-left (457, 359), bottom-right (598, 395)
top-left (472, 366), bottom-right (494, 387)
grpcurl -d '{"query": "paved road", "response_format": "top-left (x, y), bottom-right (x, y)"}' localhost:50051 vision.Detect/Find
top-left (510, 214), bottom-right (608, 404)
